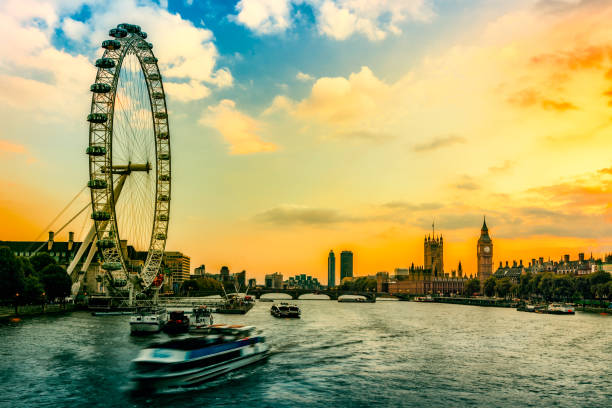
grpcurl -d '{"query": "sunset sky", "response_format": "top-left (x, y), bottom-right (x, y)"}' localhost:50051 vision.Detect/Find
top-left (1, 0), bottom-right (611, 282)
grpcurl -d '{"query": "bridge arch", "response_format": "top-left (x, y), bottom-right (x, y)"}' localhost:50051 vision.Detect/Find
top-left (260, 293), bottom-right (292, 300)
top-left (297, 293), bottom-right (331, 300)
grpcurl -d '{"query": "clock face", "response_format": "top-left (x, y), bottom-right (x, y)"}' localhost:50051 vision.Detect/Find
top-left (484, 246), bottom-right (491, 253)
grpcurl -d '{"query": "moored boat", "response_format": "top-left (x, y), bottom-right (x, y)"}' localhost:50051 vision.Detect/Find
top-left (270, 303), bottom-right (301, 318)
top-left (189, 306), bottom-right (214, 334)
top-left (162, 311), bottom-right (190, 334)
top-left (546, 303), bottom-right (575, 315)
top-left (130, 325), bottom-right (269, 393)
top-left (130, 307), bottom-right (167, 335)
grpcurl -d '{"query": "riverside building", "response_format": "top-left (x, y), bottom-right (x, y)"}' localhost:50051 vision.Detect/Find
top-left (340, 251), bottom-right (353, 280)
top-left (328, 250), bottom-right (336, 288)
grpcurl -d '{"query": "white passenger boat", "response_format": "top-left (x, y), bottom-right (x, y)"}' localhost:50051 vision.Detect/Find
top-left (131, 325), bottom-right (269, 392)
top-left (270, 303), bottom-right (301, 318)
top-left (130, 307), bottom-right (167, 335)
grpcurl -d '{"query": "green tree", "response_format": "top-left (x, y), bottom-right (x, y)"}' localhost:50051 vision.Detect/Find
top-left (495, 277), bottom-right (512, 299)
top-left (181, 279), bottom-right (199, 295)
top-left (517, 273), bottom-right (532, 299)
top-left (538, 273), bottom-right (555, 301)
top-left (0, 247), bottom-right (25, 304)
top-left (30, 252), bottom-right (57, 274)
top-left (196, 277), bottom-right (223, 291)
top-left (553, 274), bottom-right (575, 301)
top-left (483, 276), bottom-right (497, 297)
top-left (23, 275), bottom-right (44, 303)
top-left (463, 278), bottom-right (480, 297)
top-left (590, 271), bottom-right (611, 286)
top-left (40, 264), bottom-right (71, 303)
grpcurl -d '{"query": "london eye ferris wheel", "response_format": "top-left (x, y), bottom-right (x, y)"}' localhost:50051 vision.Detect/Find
top-left (85, 23), bottom-right (171, 293)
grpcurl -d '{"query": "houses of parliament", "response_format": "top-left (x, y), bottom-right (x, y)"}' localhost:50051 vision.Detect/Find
top-left (377, 219), bottom-right (493, 295)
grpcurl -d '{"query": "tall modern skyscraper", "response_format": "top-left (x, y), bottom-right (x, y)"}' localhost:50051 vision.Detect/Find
top-left (340, 251), bottom-right (353, 281)
top-left (328, 250), bottom-right (336, 288)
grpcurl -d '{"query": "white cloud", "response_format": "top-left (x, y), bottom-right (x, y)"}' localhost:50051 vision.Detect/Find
top-left (61, 17), bottom-right (87, 40)
top-left (0, 0), bottom-right (231, 116)
top-left (296, 71), bottom-right (313, 81)
top-left (199, 99), bottom-right (278, 155)
top-left (234, 0), bottom-right (292, 34)
top-left (231, 0), bottom-right (435, 40)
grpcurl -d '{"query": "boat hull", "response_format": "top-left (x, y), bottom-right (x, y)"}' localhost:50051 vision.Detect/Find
top-left (130, 322), bottom-right (163, 334)
top-left (132, 344), bottom-right (269, 393)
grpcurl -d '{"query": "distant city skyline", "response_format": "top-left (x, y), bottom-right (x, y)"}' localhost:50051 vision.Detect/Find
top-left (0, 1), bottom-right (610, 282)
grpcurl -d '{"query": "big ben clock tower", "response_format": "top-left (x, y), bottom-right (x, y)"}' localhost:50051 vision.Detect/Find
top-left (477, 216), bottom-right (493, 288)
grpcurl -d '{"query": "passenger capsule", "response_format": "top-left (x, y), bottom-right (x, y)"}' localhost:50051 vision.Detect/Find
top-left (157, 214), bottom-right (169, 221)
top-left (158, 194), bottom-right (169, 202)
top-left (136, 42), bottom-right (151, 50)
top-left (95, 58), bottom-right (115, 69)
top-left (159, 174), bottom-right (170, 181)
top-left (102, 261), bottom-right (122, 271)
top-left (148, 73), bottom-right (161, 81)
top-left (155, 233), bottom-right (166, 240)
top-left (152, 92), bottom-right (164, 99)
top-left (154, 112), bottom-right (167, 119)
top-left (142, 56), bottom-right (158, 64)
top-left (159, 153), bottom-right (170, 160)
top-left (157, 132), bottom-right (169, 140)
top-left (86, 145), bottom-right (107, 156)
top-left (109, 28), bottom-right (127, 38)
top-left (91, 211), bottom-right (111, 221)
top-left (117, 23), bottom-right (139, 33)
top-left (139, 32), bottom-right (148, 39)
top-left (87, 113), bottom-right (108, 123)
top-left (87, 179), bottom-right (107, 189)
top-left (90, 83), bottom-right (111, 93)
top-left (102, 40), bottom-right (121, 50)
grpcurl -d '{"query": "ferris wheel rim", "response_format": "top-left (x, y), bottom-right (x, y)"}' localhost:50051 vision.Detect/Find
top-left (87, 24), bottom-right (171, 291)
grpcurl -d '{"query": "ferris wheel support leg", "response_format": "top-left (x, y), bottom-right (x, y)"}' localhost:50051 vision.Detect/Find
top-left (67, 226), bottom-right (96, 278)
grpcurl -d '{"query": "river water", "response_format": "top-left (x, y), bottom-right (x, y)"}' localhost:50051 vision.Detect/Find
top-left (1, 300), bottom-right (610, 407)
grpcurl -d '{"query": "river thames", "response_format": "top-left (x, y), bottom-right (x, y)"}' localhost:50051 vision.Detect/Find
top-left (1, 300), bottom-right (610, 407)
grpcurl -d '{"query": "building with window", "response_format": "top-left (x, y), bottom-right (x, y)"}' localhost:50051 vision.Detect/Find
top-left (340, 251), bottom-right (353, 280)
top-left (265, 272), bottom-right (283, 289)
top-left (328, 250), bottom-right (336, 288)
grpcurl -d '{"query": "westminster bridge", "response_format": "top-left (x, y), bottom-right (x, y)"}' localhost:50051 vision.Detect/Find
top-left (176, 288), bottom-right (388, 301)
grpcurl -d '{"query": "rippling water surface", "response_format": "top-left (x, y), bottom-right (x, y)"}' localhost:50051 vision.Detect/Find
top-left (1, 300), bottom-right (610, 407)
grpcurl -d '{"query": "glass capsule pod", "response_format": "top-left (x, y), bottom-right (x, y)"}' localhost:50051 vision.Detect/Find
top-left (102, 262), bottom-right (122, 271)
top-left (136, 42), bottom-right (151, 50)
top-left (158, 194), bottom-right (169, 202)
top-left (139, 32), bottom-right (148, 39)
top-left (157, 132), bottom-right (169, 139)
top-left (102, 40), bottom-right (121, 50)
top-left (86, 146), bottom-right (107, 156)
top-left (87, 179), bottom-right (107, 189)
top-left (148, 73), bottom-right (161, 81)
top-left (90, 83), bottom-right (111, 93)
top-left (95, 58), bottom-right (115, 69)
top-left (87, 113), bottom-right (108, 123)
top-left (159, 174), bottom-right (170, 181)
top-left (154, 112), bottom-right (167, 119)
top-left (91, 211), bottom-right (111, 221)
top-left (118, 23), bottom-right (140, 33)
top-left (152, 91), bottom-right (164, 99)
top-left (157, 214), bottom-right (169, 221)
top-left (155, 233), bottom-right (166, 240)
top-left (142, 56), bottom-right (158, 64)
top-left (159, 153), bottom-right (170, 160)
top-left (109, 28), bottom-right (128, 38)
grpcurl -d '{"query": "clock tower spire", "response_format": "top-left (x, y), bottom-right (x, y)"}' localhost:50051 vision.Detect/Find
top-left (477, 216), bottom-right (493, 290)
